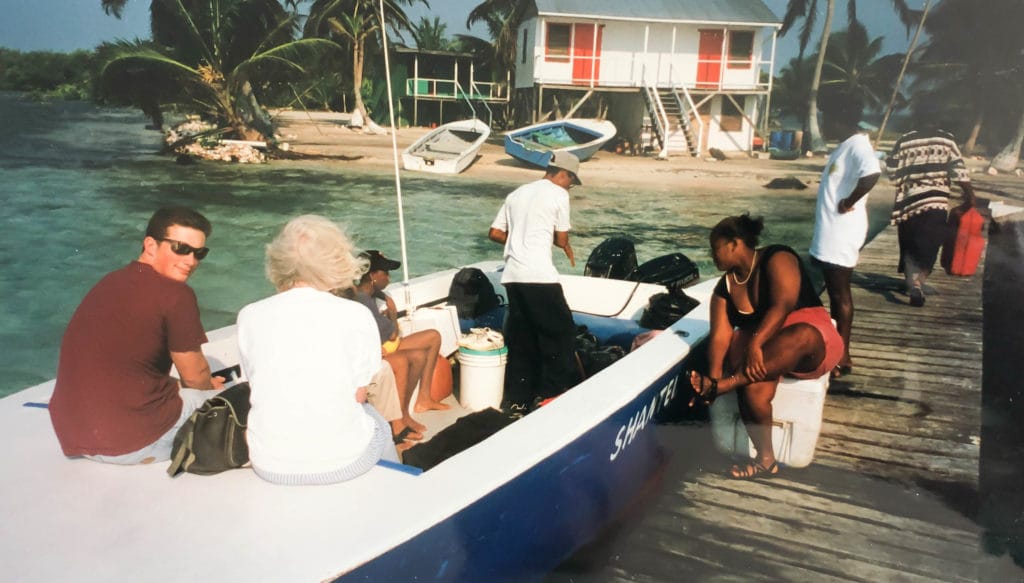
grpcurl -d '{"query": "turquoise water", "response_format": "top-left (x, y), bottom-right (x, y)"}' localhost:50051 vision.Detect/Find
top-left (0, 92), bottom-right (891, 397)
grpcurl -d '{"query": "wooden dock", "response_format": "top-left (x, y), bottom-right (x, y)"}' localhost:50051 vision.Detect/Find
top-left (550, 224), bottom-right (1023, 581)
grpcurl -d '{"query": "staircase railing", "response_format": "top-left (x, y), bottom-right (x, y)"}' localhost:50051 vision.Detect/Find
top-left (641, 83), bottom-right (670, 159)
top-left (671, 84), bottom-right (704, 157)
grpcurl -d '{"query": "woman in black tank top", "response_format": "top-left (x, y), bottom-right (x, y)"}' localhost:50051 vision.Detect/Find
top-left (689, 215), bottom-right (843, 479)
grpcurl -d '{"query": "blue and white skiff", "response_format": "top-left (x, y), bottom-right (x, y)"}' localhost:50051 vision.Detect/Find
top-left (0, 261), bottom-right (714, 582)
top-left (504, 119), bottom-right (617, 168)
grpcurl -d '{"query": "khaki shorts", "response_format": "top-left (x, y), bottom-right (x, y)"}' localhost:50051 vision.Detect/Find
top-left (365, 361), bottom-right (403, 422)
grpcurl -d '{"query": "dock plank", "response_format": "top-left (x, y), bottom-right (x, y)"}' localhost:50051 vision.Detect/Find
top-left (549, 224), bottom-right (1012, 581)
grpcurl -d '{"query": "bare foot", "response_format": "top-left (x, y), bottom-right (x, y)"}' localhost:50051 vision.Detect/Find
top-left (402, 415), bottom-right (427, 434)
top-left (831, 362), bottom-right (853, 379)
top-left (413, 399), bottom-right (451, 413)
top-left (687, 370), bottom-right (718, 406)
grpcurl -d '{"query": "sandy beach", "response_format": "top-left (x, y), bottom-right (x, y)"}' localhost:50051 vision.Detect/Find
top-left (275, 112), bottom-right (831, 194)
top-left (273, 112), bottom-right (1024, 212)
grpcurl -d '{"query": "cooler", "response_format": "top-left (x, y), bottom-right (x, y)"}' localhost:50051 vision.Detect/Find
top-left (398, 305), bottom-right (461, 356)
top-left (709, 372), bottom-right (830, 468)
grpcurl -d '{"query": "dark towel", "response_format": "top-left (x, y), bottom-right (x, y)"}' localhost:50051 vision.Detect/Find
top-left (402, 408), bottom-right (518, 471)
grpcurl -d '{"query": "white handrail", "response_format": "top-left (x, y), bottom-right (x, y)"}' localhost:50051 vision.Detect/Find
top-left (674, 83), bottom-right (704, 154)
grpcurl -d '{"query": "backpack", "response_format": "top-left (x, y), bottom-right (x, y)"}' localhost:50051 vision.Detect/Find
top-left (167, 382), bottom-right (251, 477)
top-left (448, 267), bottom-right (502, 319)
top-left (640, 290), bottom-right (701, 330)
top-left (572, 325), bottom-right (625, 381)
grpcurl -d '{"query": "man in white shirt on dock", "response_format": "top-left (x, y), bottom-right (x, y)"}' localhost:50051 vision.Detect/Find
top-left (809, 98), bottom-right (881, 380)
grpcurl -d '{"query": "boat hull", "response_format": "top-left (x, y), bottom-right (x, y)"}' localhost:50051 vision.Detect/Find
top-left (341, 367), bottom-right (684, 582)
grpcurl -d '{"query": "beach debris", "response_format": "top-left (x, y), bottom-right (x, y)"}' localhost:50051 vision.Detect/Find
top-left (709, 148), bottom-right (727, 161)
top-left (764, 177), bottom-right (808, 190)
top-left (165, 120), bottom-right (266, 164)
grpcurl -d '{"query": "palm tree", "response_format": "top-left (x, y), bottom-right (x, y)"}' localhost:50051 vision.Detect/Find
top-left (910, 0), bottom-right (1024, 163)
top-left (304, 0), bottom-right (425, 133)
top-left (820, 24), bottom-right (904, 114)
top-left (780, 0), bottom-right (917, 152)
top-left (771, 56), bottom-right (812, 125)
top-left (466, 0), bottom-right (530, 83)
top-left (99, 0), bottom-right (339, 141)
top-left (411, 17), bottom-right (453, 51)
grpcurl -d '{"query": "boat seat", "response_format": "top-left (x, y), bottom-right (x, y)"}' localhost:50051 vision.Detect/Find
top-left (424, 145), bottom-right (464, 156)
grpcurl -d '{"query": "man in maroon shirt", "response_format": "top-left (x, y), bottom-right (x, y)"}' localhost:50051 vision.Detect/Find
top-left (49, 207), bottom-right (224, 464)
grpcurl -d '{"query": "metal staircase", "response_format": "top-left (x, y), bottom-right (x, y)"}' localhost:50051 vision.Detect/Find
top-left (660, 88), bottom-right (700, 157)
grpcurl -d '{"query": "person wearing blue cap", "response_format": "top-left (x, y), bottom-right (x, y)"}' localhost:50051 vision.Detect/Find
top-left (488, 151), bottom-right (581, 416)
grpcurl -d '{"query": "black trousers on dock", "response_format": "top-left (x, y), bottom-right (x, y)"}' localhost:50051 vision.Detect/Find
top-left (502, 282), bottom-right (577, 406)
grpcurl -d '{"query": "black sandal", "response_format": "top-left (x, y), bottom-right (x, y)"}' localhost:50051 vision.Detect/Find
top-left (729, 460), bottom-right (779, 480)
top-left (687, 370), bottom-right (719, 406)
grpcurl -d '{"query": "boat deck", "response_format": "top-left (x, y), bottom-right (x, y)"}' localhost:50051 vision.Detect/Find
top-left (555, 224), bottom-right (1023, 581)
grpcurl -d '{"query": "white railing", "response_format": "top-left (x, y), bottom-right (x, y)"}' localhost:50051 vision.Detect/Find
top-left (531, 52), bottom-right (771, 92)
top-left (673, 82), bottom-right (705, 154)
top-left (405, 77), bottom-right (508, 101)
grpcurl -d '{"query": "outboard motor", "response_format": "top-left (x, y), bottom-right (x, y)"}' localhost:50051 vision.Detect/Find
top-left (584, 237), bottom-right (638, 280)
top-left (636, 253), bottom-right (700, 290)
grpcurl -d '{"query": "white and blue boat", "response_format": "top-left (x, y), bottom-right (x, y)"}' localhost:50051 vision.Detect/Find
top-left (504, 119), bottom-right (617, 168)
top-left (0, 6), bottom-right (708, 576)
top-left (0, 262), bottom-right (714, 582)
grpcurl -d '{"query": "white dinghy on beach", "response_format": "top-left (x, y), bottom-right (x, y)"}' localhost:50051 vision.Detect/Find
top-left (402, 118), bottom-right (491, 174)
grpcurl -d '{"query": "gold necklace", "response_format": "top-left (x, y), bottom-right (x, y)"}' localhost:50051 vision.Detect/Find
top-left (731, 250), bottom-right (758, 286)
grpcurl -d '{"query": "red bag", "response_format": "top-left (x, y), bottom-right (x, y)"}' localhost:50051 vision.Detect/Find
top-left (941, 207), bottom-right (985, 276)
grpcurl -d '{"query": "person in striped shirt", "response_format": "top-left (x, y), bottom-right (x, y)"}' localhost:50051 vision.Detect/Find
top-left (886, 129), bottom-right (976, 307)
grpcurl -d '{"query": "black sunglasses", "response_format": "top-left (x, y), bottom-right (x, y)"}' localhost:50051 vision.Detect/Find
top-left (157, 237), bottom-right (210, 260)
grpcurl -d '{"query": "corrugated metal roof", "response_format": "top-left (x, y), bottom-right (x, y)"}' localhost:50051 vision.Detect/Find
top-left (534, 0), bottom-right (781, 26)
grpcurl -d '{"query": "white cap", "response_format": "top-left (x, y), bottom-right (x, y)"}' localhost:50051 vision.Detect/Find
top-left (548, 151), bottom-right (582, 185)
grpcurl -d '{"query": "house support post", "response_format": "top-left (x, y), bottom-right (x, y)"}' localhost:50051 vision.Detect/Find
top-left (413, 56), bottom-right (419, 126)
top-left (565, 90), bottom-right (594, 118)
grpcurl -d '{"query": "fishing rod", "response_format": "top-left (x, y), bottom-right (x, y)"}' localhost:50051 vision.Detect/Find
top-left (378, 0), bottom-right (414, 310)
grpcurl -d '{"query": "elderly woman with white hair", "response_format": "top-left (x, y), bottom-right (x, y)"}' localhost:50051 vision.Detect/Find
top-left (237, 215), bottom-right (399, 485)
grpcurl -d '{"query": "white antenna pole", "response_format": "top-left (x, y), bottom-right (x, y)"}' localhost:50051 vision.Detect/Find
top-left (379, 0), bottom-right (410, 285)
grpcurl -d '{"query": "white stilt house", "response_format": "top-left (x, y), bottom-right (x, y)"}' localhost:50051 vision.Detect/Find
top-left (514, 0), bottom-right (781, 155)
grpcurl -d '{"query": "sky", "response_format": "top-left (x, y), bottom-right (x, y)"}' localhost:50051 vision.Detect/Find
top-left (0, 0), bottom-right (924, 70)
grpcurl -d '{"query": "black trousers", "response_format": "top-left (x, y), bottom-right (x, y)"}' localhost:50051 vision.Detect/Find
top-left (502, 282), bottom-right (577, 405)
top-left (898, 207), bottom-right (950, 276)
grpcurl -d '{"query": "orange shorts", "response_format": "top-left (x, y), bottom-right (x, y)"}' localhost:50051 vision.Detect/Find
top-left (730, 306), bottom-right (844, 380)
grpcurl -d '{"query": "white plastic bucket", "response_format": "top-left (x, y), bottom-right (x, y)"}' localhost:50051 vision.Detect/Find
top-left (457, 346), bottom-right (508, 411)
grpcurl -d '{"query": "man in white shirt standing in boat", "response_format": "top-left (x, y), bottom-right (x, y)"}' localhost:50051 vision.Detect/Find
top-left (49, 206), bottom-right (224, 464)
top-left (489, 151), bottom-right (579, 416)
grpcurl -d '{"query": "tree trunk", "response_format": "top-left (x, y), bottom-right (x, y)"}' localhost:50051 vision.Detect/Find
top-left (963, 110), bottom-right (984, 156)
top-left (238, 80), bottom-right (275, 141)
top-left (350, 37), bottom-right (387, 134)
top-left (351, 37), bottom-right (367, 126)
top-left (805, 0), bottom-right (835, 154)
top-left (989, 108), bottom-right (1024, 173)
